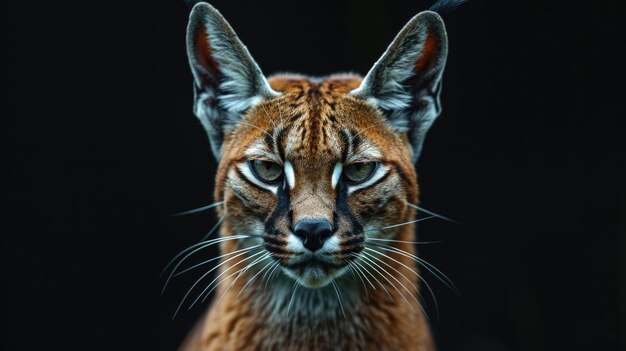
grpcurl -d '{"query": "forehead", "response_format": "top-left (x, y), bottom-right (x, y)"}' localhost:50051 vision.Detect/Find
top-left (239, 74), bottom-right (393, 162)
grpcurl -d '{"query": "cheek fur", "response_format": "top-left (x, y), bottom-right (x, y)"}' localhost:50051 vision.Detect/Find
top-left (349, 172), bottom-right (408, 227)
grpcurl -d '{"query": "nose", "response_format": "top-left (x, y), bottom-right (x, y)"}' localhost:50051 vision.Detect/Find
top-left (293, 219), bottom-right (333, 252)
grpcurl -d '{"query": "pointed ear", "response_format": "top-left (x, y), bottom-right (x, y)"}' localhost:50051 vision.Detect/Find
top-left (352, 11), bottom-right (448, 162)
top-left (187, 3), bottom-right (279, 159)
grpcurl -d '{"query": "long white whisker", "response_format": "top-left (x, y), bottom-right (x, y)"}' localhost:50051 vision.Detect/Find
top-left (215, 253), bottom-right (271, 305)
top-left (160, 234), bottom-right (254, 294)
top-left (262, 261), bottom-right (280, 289)
top-left (173, 249), bottom-right (264, 317)
top-left (351, 255), bottom-right (393, 301)
top-left (364, 215), bottom-right (435, 233)
top-left (346, 261), bottom-right (369, 296)
top-left (172, 201), bottom-right (224, 217)
top-left (405, 202), bottom-right (460, 224)
top-left (193, 250), bottom-right (267, 308)
top-left (267, 260), bottom-right (283, 287)
top-left (367, 237), bottom-right (443, 245)
top-left (365, 246), bottom-right (439, 319)
top-left (286, 281), bottom-right (299, 317)
top-left (359, 252), bottom-right (414, 311)
top-left (330, 278), bottom-right (346, 318)
top-left (349, 259), bottom-right (377, 292)
top-left (236, 258), bottom-right (276, 298)
top-left (199, 214), bottom-right (226, 242)
top-left (371, 243), bottom-right (458, 293)
top-left (363, 251), bottom-right (426, 317)
top-left (173, 244), bottom-right (261, 277)
top-left (161, 235), bottom-right (246, 277)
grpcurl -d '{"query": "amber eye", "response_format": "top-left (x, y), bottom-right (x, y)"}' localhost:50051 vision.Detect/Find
top-left (249, 160), bottom-right (283, 183)
top-left (343, 162), bottom-right (377, 184)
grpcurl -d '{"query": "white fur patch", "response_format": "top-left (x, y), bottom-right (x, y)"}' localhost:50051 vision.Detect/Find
top-left (331, 163), bottom-right (343, 189)
top-left (284, 161), bottom-right (295, 188)
top-left (286, 233), bottom-right (305, 253)
top-left (347, 164), bottom-right (389, 195)
top-left (320, 235), bottom-right (340, 253)
top-left (237, 162), bottom-right (278, 194)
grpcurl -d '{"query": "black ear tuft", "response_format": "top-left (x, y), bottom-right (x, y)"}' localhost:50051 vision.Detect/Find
top-left (429, 0), bottom-right (469, 15)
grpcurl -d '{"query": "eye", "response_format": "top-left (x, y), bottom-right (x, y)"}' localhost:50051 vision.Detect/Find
top-left (343, 162), bottom-right (377, 184)
top-left (249, 160), bottom-right (283, 183)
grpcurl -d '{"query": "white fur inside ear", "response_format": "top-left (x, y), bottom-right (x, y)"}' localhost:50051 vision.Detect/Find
top-left (187, 3), bottom-right (281, 159)
top-left (348, 11), bottom-right (448, 162)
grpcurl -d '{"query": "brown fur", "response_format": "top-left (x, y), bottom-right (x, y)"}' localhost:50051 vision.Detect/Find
top-left (179, 76), bottom-right (434, 351)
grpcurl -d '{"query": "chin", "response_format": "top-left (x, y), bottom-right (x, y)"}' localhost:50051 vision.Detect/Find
top-left (283, 262), bottom-right (348, 288)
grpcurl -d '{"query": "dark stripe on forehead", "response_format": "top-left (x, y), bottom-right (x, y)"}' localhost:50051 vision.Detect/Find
top-left (350, 131), bottom-right (363, 151)
top-left (263, 129), bottom-right (274, 153)
top-left (340, 129), bottom-right (352, 162)
top-left (276, 127), bottom-right (286, 161)
top-left (273, 127), bottom-right (285, 160)
top-left (289, 112), bottom-right (303, 123)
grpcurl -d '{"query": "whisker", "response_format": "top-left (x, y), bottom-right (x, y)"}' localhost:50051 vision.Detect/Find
top-left (359, 252), bottom-right (415, 311)
top-left (330, 278), bottom-right (346, 318)
top-left (215, 253), bottom-right (272, 305)
top-left (364, 215), bottom-right (435, 233)
top-left (348, 260), bottom-right (375, 295)
top-left (405, 202), bottom-right (460, 224)
top-left (173, 244), bottom-right (261, 277)
top-left (236, 258), bottom-right (276, 298)
top-left (160, 234), bottom-right (254, 294)
top-left (351, 254), bottom-right (394, 301)
top-left (173, 249), bottom-right (264, 317)
top-left (161, 234), bottom-right (261, 277)
top-left (366, 238), bottom-right (444, 245)
top-left (199, 214), bottom-right (226, 242)
top-left (195, 250), bottom-right (267, 307)
top-left (262, 261), bottom-right (281, 289)
top-left (286, 281), bottom-right (299, 317)
top-left (364, 246), bottom-right (439, 320)
top-left (172, 201), bottom-right (224, 217)
top-left (267, 260), bottom-right (283, 287)
top-left (363, 251), bottom-right (427, 318)
top-left (370, 243), bottom-right (458, 293)
top-left (345, 261), bottom-right (369, 297)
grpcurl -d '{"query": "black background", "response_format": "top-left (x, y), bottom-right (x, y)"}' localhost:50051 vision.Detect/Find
top-left (1, 0), bottom-right (624, 350)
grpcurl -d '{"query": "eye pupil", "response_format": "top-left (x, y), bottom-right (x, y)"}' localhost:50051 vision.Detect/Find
top-left (250, 160), bottom-right (282, 183)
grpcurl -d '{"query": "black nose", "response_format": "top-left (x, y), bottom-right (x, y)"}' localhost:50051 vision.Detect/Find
top-left (293, 219), bottom-right (333, 252)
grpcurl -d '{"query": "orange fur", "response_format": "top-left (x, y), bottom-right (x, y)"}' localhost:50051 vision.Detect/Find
top-left (179, 76), bottom-right (434, 351)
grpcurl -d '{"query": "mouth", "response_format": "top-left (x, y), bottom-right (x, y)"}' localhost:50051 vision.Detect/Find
top-left (282, 255), bottom-right (348, 288)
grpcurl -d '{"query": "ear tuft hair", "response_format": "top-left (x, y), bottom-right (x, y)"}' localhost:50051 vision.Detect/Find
top-left (429, 0), bottom-right (469, 15)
